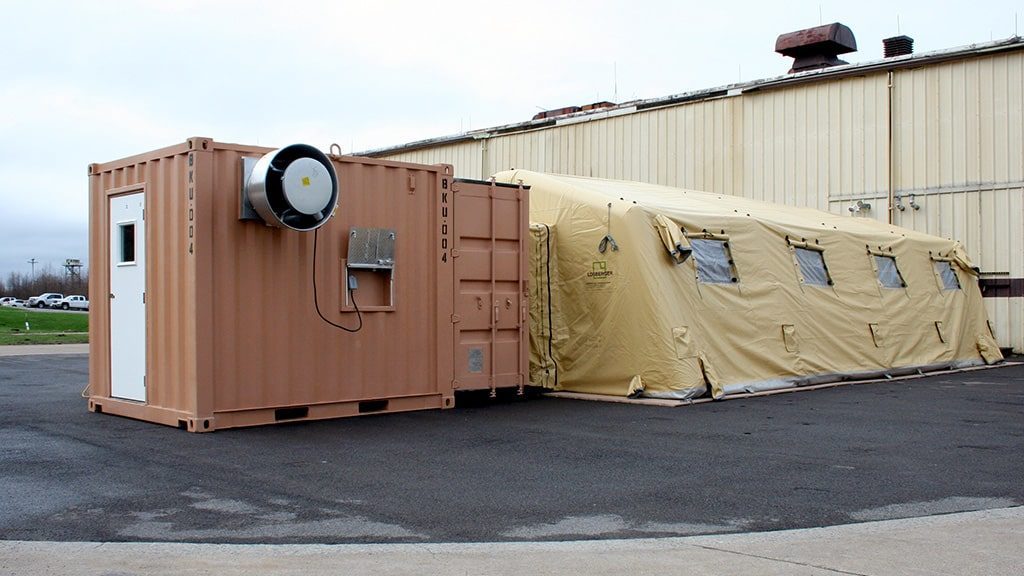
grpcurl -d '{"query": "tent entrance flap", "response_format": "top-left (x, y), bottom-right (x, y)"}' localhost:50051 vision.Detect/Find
top-left (529, 223), bottom-right (560, 389)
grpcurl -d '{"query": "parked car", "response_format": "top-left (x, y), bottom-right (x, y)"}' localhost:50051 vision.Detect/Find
top-left (27, 293), bottom-right (64, 308)
top-left (4, 299), bottom-right (26, 307)
top-left (54, 295), bottom-right (89, 311)
top-left (0, 297), bottom-right (15, 306)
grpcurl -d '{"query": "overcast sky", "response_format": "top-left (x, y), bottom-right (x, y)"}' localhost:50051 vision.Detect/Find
top-left (0, 0), bottom-right (1020, 279)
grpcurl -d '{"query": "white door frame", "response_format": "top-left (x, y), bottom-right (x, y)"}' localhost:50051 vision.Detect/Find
top-left (109, 191), bottom-right (147, 402)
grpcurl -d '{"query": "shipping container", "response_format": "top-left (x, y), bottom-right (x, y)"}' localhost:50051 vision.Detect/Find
top-left (88, 137), bottom-right (528, 432)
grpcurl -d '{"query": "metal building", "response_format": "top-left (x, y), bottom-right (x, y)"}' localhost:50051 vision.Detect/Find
top-left (364, 34), bottom-right (1024, 352)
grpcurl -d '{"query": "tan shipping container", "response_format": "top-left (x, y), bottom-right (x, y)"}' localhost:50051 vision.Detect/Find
top-left (88, 137), bottom-right (528, 432)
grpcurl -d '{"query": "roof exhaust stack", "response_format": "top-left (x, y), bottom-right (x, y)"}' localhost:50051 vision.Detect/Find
top-left (883, 35), bottom-right (914, 58)
top-left (532, 101), bottom-right (616, 121)
top-left (775, 23), bottom-right (857, 73)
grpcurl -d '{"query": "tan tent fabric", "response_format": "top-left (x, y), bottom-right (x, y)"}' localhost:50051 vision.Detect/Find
top-left (499, 170), bottom-right (1002, 400)
top-left (529, 223), bottom-right (563, 389)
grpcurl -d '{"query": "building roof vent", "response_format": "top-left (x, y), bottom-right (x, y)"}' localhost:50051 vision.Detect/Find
top-left (883, 35), bottom-right (914, 58)
top-left (775, 23), bottom-right (858, 73)
top-left (533, 106), bottom-right (582, 121)
top-left (532, 101), bottom-right (617, 121)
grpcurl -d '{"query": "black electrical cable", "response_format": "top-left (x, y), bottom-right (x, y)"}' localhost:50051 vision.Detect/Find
top-left (312, 228), bottom-right (362, 333)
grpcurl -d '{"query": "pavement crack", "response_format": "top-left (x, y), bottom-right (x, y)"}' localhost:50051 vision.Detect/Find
top-left (693, 545), bottom-right (872, 576)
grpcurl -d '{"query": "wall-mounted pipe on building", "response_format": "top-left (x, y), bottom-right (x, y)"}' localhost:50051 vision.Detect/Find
top-left (887, 70), bottom-right (895, 225)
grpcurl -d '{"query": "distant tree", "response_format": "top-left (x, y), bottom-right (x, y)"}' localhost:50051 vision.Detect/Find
top-left (1, 266), bottom-right (89, 299)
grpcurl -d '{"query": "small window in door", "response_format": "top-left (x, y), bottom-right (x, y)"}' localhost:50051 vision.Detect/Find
top-left (119, 223), bottom-right (136, 264)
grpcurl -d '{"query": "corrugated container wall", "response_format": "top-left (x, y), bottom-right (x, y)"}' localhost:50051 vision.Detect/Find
top-left (373, 46), bottom-right (1024, 351)
top-left (88, 138), bottom-right (528, 431)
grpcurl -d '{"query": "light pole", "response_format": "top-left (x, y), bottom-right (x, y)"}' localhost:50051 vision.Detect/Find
top-left (27, 258), bottom-right (38, 278)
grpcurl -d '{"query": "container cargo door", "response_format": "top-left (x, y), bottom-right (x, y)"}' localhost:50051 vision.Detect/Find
top-left (452, 180), bottom-right (528, 394)
top-left (109, 192), bottom-right (146, 402)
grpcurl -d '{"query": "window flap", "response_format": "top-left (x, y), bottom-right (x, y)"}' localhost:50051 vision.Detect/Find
top-left (949, 244), bottom-right (979, 276)
top-left (786, 238), bottom-right (824, 252)
top-left (653, 214), bottom-right (691, 264)
top-left (684, 231), bottom-right (730, 242)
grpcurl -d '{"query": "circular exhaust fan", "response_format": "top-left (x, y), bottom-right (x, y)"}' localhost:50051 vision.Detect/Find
top-left (246, 144), bottom-right (339, 231)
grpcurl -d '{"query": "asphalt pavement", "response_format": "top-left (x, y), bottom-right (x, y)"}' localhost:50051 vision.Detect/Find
top-left (0, 353), bottom-right (1022, 545)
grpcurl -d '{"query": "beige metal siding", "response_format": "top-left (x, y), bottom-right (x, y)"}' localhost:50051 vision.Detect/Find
top-left (893, 53), bottom-right (1024, 190)
top-left (741, 76), bottom-right (890, 211)
top-left (377, 48), bottom-right (1024, 350)
top-left (888, 52), bottom-right (1024, 350)
top-left (385, 140), bottom-right (485, 180)
top-left (483, 101), bottom-right (741, 194)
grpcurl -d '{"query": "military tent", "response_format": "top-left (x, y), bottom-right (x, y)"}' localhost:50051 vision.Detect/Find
top-left (496, 170), bottom-right (1002, 400)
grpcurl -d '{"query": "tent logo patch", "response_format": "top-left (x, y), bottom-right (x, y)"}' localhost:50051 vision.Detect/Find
top-left (586, 261), bottom-right (616, 289)
top-left (588, 261), bottom-right (614, 278)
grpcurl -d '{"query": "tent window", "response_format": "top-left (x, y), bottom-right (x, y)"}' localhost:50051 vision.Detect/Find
top-left (794, 247), bottom-right (831, 287)
top-left (691, 238), bottom-right (737, 284)
top-left (874, 255), bottom-right (906, 288)
top-left (934, 260), bottom-right (961, 291)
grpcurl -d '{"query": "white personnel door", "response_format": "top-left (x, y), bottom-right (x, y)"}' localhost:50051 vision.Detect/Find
top-left (109, 192), bottom-right (146, 401)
